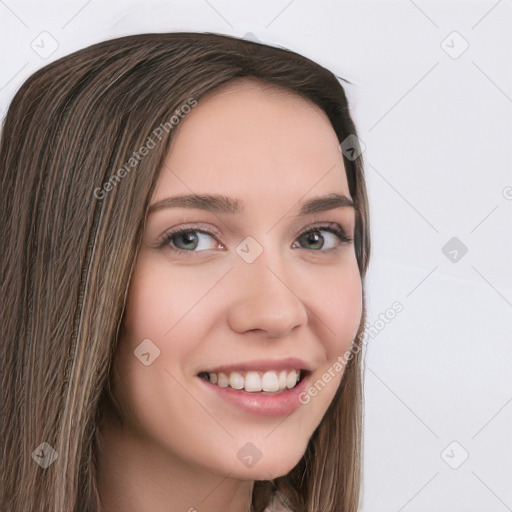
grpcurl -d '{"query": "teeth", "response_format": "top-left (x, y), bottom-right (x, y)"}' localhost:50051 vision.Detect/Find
top-left (204, 369), bottom-right (302, 393)
top-left (217, 372), bottom-right (229, 388)
top-left (286, 370), bottom-right (298, 389)
top-left (244, 371), bottom-right (262, 392)
top-left (261, 371), bottom-right (280, 392)
top-left (229, 372), bottom-right (244, 390)
top-left (278, 370), bottom-right (287, 391)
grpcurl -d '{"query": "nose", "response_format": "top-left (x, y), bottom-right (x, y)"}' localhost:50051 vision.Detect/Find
top-left (227, 249), bottom-right (309, 338)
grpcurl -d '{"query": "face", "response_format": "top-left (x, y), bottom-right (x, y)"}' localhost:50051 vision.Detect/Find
top-left (109, 79), bottom-right (362, 480)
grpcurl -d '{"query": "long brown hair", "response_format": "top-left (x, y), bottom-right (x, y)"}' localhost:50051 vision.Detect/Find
top-left (1, 32), bottom-right (370, 512)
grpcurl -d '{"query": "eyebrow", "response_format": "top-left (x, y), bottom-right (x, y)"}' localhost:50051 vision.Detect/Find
top-left (147, 192), bottom-right (354, 216)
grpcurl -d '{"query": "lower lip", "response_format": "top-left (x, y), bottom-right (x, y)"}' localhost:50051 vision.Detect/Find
top-left (197, 373), bottom-right (311, 417)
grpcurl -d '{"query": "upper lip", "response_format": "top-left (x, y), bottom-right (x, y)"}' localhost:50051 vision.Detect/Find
top-left (198, 357), bottom-right (314, 374)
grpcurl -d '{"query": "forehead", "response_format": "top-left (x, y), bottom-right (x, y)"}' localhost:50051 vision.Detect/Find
top-left (152, 78), bottom-right (350, 206)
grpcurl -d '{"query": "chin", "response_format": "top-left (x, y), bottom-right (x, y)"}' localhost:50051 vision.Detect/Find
top-left (231, 448), bottom-right (305, 481)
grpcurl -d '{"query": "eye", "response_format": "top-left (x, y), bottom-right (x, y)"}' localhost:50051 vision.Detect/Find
top-left (159, 227), bottom-right (222, 254)
top-left (292, 224), bottom-right (353, 251)
top-left (157, 222), bottom-right (353, 257)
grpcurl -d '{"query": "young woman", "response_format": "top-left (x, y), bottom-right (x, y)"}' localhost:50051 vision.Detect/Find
top-left (1, 32), bottom-right (371, 512)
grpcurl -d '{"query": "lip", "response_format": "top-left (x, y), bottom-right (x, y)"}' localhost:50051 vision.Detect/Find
top-left (197, 357), bottom-right (314, 374)
top-left (197, 370), bottom-right (312, 417)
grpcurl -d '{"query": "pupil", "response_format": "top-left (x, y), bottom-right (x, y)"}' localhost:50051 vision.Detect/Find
top-left (177, 231), bottom-right (197, 249)
top-left (305, 231), bottom-right (323, 249)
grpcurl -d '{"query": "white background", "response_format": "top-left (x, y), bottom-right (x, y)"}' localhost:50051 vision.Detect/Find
top-left (1, 1), bottom-right (511, 510)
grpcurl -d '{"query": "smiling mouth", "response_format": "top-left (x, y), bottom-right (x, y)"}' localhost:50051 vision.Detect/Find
top-left (197, 369), bottom-right (308, 393)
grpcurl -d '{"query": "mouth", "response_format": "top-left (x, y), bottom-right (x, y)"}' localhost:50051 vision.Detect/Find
top-left (196, 359), bottom-right (314, 416)
top-left (197, 368), bottom-right (309, 394)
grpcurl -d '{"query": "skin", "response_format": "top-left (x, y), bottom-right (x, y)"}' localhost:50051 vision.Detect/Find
top-left (97, 78), bottom-right (363, 512)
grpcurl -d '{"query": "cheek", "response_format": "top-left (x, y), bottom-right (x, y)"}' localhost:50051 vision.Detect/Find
top-left (111, 258), bottom-right (203, 400)
top-left (309, 258), bottom-right (363, 357)
top-left (122, 256), bottom-right (219, 342)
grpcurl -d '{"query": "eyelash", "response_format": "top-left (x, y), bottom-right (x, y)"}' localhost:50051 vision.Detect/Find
top-left (157, 223), bottom-right (353, 257)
